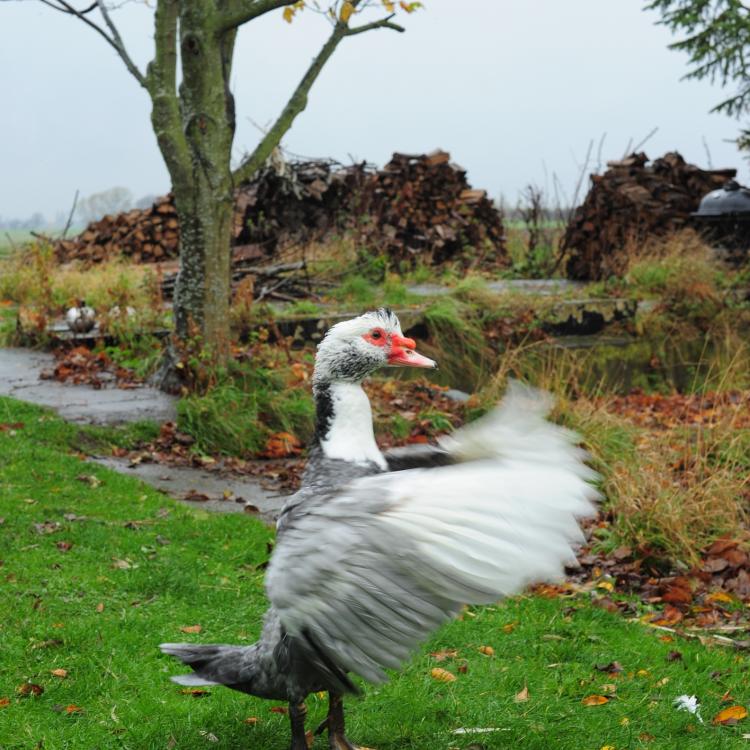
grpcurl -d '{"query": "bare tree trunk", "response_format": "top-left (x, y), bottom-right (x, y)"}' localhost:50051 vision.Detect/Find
top-left (150, 0), bottom-right (237, 389)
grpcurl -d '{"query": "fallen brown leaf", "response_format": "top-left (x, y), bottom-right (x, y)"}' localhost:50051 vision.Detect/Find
top-left (262, 432), bottom-right (302, 459)
top-left (76, 474), bottom-right (102, 488)
top-left (270, 706), bottom-right (289, 714)
top-left (430, 649), bottom-right (458, 661)
top-left (581, 695), bottom-right (609, 706)
top-left (478, 645), bottom-right (495, 656)
top-left (431, 667), bottom-right (457, 683)
top-left (65, 704), bottom-right (83, 714)
top-left (514, 686), bottom-right (529, 703)
top-left (17, 683), bottom-right (44, 697)
top-left (50, 669), bottom-right (68, 678)
top-left (180, 688), bottom-right (210, 697)
top-left (180, 624), bottom-right (202, 634)
top-left (243, 717), bottom-right (259, 725)
top-left (0, 697), bottom-right (9, 708)
top-left (595, 661), bottom-right (623, 673)
top-left (95, 602), bottom-right (105, 613)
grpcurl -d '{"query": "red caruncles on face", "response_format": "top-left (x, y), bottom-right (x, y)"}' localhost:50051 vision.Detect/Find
top-left (363, 327), bottom-right (388, 347)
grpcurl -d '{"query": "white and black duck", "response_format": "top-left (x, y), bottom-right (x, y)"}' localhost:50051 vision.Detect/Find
top-left (161, 308), bottom-right (598, 749)
top-left (65, 300), bottom-right (96, 333)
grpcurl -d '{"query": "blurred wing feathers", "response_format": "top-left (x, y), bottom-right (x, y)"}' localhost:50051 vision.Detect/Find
top-left (266, 381), bottom-right (598, 685)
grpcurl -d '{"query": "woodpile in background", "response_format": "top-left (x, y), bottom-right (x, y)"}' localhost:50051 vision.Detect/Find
top-left (55, 196), bottom-right (180, 264)
top-left (362, 151), bottom-right (506, 267)
top-left (562, 152), bottom-right (736, 280)
top-left (53, 150), bottom-right (507, 277)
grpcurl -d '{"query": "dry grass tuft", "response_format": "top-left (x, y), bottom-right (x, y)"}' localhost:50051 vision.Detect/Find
top-left (0, 243), bottom-right (160, 315)
top-left (478, 339), bottom-right (750, 565)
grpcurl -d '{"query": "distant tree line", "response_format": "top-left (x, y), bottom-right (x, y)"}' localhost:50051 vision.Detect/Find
top-left (1, 187), bottom-right (159, 230)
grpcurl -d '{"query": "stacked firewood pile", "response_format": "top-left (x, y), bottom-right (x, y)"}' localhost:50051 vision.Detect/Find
top-left (562, 152), bottom-right (736, 280)
top-left (54, 151), bottom-right (507, 272)
top-left (232, 157), bottom-right (369, 257)
top-left (360, 151), bottom-right (506, 267)
top-left (55, 196), bottom-right (180, 263)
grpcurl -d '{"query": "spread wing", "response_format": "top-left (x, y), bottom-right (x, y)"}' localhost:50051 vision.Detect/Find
top-left (265, 382), bottom-right (598, 685)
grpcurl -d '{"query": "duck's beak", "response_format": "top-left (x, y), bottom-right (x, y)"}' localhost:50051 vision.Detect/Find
top-left (387, 333), bottom-right (437, 369)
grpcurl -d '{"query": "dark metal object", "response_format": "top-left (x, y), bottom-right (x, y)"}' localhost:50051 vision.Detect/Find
top-left (692, 180), bottom-right (750, 259)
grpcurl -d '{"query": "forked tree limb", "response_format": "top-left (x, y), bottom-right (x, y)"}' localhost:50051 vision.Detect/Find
top-left (232, 11), bottom-right (403, 184)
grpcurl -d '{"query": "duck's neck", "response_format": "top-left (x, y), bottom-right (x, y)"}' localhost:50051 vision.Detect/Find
top-left (313, 381), bottom-right (385, 468)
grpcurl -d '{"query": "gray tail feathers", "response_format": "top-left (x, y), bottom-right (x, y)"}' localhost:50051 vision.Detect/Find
top-left (160, 642), bottom-right (251, 688)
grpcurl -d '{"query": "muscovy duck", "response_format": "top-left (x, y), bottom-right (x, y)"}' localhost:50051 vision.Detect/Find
top-left (65, 300), bottom-right (96, 333)
top-left (161, 308), bottom-right (597, 749)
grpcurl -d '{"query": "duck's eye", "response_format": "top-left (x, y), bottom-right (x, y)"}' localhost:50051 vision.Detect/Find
top-left (364, 328), bottom-right (387, 347)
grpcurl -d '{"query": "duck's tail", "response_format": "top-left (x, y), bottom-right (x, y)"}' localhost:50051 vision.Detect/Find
top-left (159, 642), bottom-right (253, 688)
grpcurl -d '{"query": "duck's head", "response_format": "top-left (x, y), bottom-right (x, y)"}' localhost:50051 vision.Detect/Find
top-left (314, 308), bottom-right (436, 385)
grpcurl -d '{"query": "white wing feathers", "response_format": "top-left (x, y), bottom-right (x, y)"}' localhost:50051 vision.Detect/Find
top-left (266, 382), bottom-right (598, 685)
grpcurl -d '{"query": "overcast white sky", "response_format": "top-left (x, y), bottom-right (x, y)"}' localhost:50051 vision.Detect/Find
top-left (2, 0), bottom-right (748, 221)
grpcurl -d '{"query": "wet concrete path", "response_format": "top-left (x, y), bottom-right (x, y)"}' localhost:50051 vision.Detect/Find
top-left (0, 347), bottom-right (286, 520)
top-left (0, 348), bottom-right (177, 425)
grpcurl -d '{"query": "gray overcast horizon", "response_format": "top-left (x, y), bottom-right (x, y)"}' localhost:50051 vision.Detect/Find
top-left (2, 0), bottom-right (748, 221)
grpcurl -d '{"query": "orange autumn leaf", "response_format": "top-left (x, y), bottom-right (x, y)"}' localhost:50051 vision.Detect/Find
top-left (514, 685), bottom-right (529, 703)
top-left (270, 706), bottom-right (289, 714)
top-left (50, 669), bottom-right (68, 678)
top-left (65, 704), bottom-right (83, 714)
top-left (96, 602), bottom-right (105, 613)
top-left (502, 622), bottom-right (517, 634)
top-left (0, 697), bottom-right (9, 708)
top-left (429, 649), bottom-right (458, 661)
top-left (180, 688), bottom-right (210, 697)
top-left (180, 624), bottom-right (202, 634)
top-left (430, 667), bottom-right (457, 682)
top-left (262, 432), bottom-right (302, 458)
top-left (582, 694), bottom-right (609, 706)
top-left (243, 717), bottom-right (259, 725)
top-left (478, 645), bottom-right (495, 656)
top-left (713, 705), bottom-right (748, 725)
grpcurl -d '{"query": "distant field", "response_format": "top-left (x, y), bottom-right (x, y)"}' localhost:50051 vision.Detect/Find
top-left (0, 227), bottom-right (83, 257)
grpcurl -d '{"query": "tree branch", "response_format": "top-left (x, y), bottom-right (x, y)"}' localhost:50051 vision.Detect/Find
top-left (145, 0), bottom-right (192, 188)
top-left (216, 0), bottom-right (298, 34)
top-left (38, 0), bottom-right (147, 87)
top-left (96, 1), bottom-right (147, 87)
top-left (232, 12), bottom-right (403, 183)
top-left (232, 24), bottom-right (346, 184)
top-left (344, 13), bottom-right (404, 36)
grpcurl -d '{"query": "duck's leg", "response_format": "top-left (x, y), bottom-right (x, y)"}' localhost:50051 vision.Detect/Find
top-left (288, 701), bottom-right (309, 750)
top-left (326, 692), bottom-right (360, 750)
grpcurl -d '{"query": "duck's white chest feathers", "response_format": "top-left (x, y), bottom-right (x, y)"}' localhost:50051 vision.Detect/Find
top-left (320, 382), bottom-right (386, 469)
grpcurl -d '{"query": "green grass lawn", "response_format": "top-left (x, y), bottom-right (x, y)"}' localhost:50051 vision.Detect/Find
top-left (1, 396), bottom-right (749, 749)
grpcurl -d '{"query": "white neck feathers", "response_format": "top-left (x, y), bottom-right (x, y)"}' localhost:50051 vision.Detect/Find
top-left (319, 382), bottom-right (386, 469)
